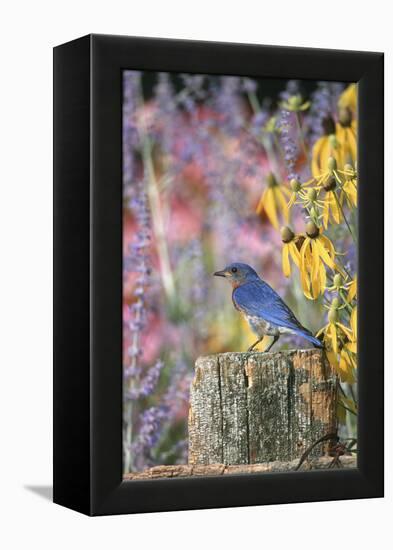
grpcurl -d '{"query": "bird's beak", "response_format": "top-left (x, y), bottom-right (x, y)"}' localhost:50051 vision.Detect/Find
top-left (214, 270), bottom-right (227, 278)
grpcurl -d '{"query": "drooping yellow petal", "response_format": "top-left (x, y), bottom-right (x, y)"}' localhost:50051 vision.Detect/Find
top-left (330, 192), bottom-right (342, 224)
top-left (275, 187), bottom-right (289, 223)
top-left (312, 136), bottom-right (328, 177)
top-left (338, 83), bottom-right (357, 113)
top-left (337, 322), bottom-right (353, 341)
top-left (330, 323), bottom-right (338, 354)
top-left (299, 248), bottom-right (312, 299)
top-left (319, 261), bottom-right (327, 292)
top-left (263, 188), bottom-right (279, 229)
top-left (289, 241), bottom-right (300, 267)
top-left (315, 237), bottom-right (335, 270)
top-left (310, 241), bottom-right (321, 298)
top-left (256, 187), bottom-right (268, 214)
top-left (316, 324), bottom-right (328, 338)
top-left (351, 306), bottom-right (357, 338)
top-left (347, 126), bottom-right (357, 162)
top-left (346, 342), bottom-right (357, 353)
top-left (319, 234), bottom-right (336, 258)
top-left (338, 350), bottom-right (356, 383)
top-left (326, 349), bottom-right (339, 369)
top-left (322, 199), bottom-right (330, 229)
top-left (348, 277), bottom-right (357, 302)
top-left (282, 244), bottom-right (291, 277)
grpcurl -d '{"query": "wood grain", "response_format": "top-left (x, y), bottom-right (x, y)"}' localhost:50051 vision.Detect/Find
top-left (188, 350), bottom-right (338, 465)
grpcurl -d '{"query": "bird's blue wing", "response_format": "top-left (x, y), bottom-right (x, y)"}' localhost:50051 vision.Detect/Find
top-left (233, 281), bottom-right (306, 333)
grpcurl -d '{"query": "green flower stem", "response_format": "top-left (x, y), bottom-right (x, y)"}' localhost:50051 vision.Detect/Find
top-left (339, 289), bottom-right (354, 312)
top-left (246, 91), bottom-right (261, 114)
top-left (338, 401), bottom-right (357, 416)
top-left (348, 383), bottom-right (358, 408)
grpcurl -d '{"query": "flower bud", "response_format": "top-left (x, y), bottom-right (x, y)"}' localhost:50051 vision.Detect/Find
top-left (290, 178), bottom-right (301, 192)
top-left (327, 156), bottom-right (337, 171)
top-left (328, 134), bottom-right (338, 148)
top-left (338, 107), bottom-right (352, 127)
top-left (307, 188), bottom-right (317, 202)
top-left (333, 273), bottom-right (343, 288)
top-left (328, 307), bottom-right (338, 324)
top-left (332, 297), bottom-right (341, 309)
top-left (306, 220), bottom-right (319, 238)
top-left (281, 226), bottom-right (295, 243)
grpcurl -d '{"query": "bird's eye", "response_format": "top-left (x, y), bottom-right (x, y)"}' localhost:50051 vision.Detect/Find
top-left (231, 267), bottom-right (238, 273)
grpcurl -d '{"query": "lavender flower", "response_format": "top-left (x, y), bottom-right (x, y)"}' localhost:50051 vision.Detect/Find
top-left (211, 76), bottom-right (245, 134)
top-left (241, 77), bottom-right (257, 94)
top-left (250, 110), bottom-right (268, 137)
top-left (125, 183), bottom-right (152, 372)
top-left (279, 80), bottom-right (300, 102)
top-left (180, 74), bottom-right (206, 101)
top-left (123, 71), bottom-right (141, 188)
top-left (125, 359), bottom-right (165, 399)
top-left (163, 359), bottom-right (192, 415)
top-left (130, 405), bottom-right (169, 470)
top-left (307, 82), bottom-right (345, 144)
top-left (278, 109), bottom-right (299, 180)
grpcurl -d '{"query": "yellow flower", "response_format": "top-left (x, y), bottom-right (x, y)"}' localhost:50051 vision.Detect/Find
top-left (256, 172), bottom-right (291, 229)
top-left (336, 84), bottom-right (357, 166)
top-left (299, 221), bottom-right (337, 299)
top-left (311, 117), bottom-right (340, 177)
top-left (307, 157), bottom-right (353, 229)
top-left (338, 164), bottom-right (357, 208)
top-left (317, 299), bottom-right (356, 382)
top-left (336, 109), bottom-right (357, 166)
top-left (321, 181), bottom-right (342, 229)
top-left (280, 226), bottom-right (301, 277)
top-left (312, 92), bottom-right (357, 177)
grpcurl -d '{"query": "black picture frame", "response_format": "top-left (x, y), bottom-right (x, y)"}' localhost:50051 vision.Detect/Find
top-left (53, 34), bottom-right (384, 516)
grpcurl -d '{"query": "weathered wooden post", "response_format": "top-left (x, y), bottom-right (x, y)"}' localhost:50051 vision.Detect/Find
top-left (188, 349), bottom-right (338, 466)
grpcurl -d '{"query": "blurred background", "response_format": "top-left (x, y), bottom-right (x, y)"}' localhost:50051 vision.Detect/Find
top-left (122, 71), bottom-right (356, 473)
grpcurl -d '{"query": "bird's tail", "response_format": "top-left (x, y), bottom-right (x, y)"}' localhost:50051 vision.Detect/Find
top-left (295, 328), bottom-right (324, 349)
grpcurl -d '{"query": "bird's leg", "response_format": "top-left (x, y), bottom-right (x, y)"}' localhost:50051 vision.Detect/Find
top-left (247, 338), bottom-right (263, 352)
top-left (264, 334), bottom-right (279, 352)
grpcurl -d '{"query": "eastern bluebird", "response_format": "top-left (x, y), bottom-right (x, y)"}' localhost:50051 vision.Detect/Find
top-left (214, 262), bottom-right (323, 352)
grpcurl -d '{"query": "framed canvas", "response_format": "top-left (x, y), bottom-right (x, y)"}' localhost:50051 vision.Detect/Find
top-left (53, 34), bottom-right (384, 516)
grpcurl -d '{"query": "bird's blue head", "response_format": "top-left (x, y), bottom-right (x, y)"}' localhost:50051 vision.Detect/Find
top-left (214, 262), bottom-right (260, 287)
